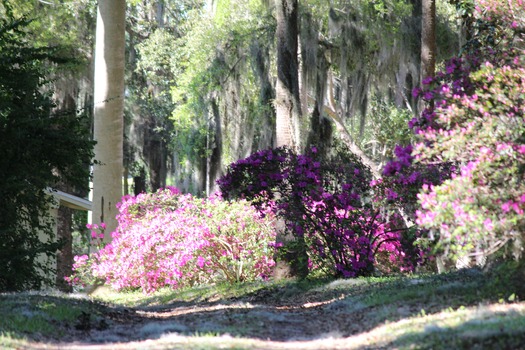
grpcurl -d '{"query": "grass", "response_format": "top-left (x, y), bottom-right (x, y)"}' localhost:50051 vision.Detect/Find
top-left (90, 279), bottom-right (272, 307)
top-left (91, 275), bottom-right (332, 308)
top-left (0, 291), bottom-right (110, 347)
top-left (363, 303), bottom-right (525, 349)
top-left (1, 262), bottom-right (524, 349)
top-left (1, 294), bottom-right (81, 335)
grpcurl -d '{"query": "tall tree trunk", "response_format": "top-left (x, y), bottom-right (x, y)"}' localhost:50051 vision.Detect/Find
top-left (275, 0), bottom-right (302, 151)
top-left (92, 0), bottom-right (126, 242)
top-left (273, 0), bottom-right (308, 279)
top-left (56, 205), bottom-right (73, 292)
top-left (206, 98), bottom-right (222, 196)
top-left (420, 0), bottom-right (436, 84)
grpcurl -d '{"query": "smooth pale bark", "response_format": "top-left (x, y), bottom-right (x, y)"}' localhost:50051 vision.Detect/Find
top-left (92, 0), bottom-right (125, 242)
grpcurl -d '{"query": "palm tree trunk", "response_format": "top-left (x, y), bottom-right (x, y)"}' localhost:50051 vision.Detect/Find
top-left (92, 0), bottom-right (126, 243)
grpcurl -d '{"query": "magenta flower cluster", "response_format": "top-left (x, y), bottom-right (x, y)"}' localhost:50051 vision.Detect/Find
top-left (218, 145), bottom-right (419, 277)
top-left (379, 144), bottom-right (454, 223)
top-left (68, 187), bottom-right (277, 293)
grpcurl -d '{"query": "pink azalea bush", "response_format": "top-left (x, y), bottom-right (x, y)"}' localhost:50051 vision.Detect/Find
top-left (69, 187), bottom-right (276, 293)
top-left (415, 60), bottom-right (525, 256)
top-left (396, 0), bottom-right (525, 261)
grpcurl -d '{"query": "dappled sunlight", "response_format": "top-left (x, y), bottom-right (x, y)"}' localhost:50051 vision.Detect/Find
top-left (355, 302), bottom-right (525, 349)
top-left (11, 301), bottom-right (525, 350)
top-left (2, 269), bottom-right (525, 349)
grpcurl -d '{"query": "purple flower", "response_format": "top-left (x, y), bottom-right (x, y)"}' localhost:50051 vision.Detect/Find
top-left (386, 189), bottom-right (399, 201)
top-left (422, 76), bottom-right (434, 85)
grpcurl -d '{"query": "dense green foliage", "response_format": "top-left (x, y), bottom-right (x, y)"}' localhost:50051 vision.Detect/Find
top-left (0, 10), bottom-right (95, 291)
top-left (168, 0), bottom-right (275, 191)
top-left (128, 0), bottom-right (461, 193)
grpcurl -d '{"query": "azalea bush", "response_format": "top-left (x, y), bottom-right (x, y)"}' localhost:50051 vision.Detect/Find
top-left (376, 144), bottom-right (454, 221)
top-left (415, 58), bottom-right (525, 259)
top-left (385, 0), bottom-right (525, 262)
top-left (218, 144), bottom-right (420, 277)
top-left (68, 187), bottom-right (277, 293)
top-left (64, 223), bottom-right (106, 287)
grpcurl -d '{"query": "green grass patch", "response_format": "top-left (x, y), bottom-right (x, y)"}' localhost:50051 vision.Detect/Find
top-left (91, 279), bottom-right (273, 307)
top-left (0, 292), bottom-right (106, 339)
top-left (365, 303), bottom-right (525, 349)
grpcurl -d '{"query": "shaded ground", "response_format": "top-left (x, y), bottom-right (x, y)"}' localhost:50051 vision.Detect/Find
top-left (3, 268), bottom-right (525, 349)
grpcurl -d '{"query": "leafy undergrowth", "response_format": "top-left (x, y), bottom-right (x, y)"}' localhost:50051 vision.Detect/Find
top-left (1, 264), bottom-right (525, 349)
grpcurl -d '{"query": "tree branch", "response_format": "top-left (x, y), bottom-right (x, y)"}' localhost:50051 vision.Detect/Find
top-left (309, 73), bottom-right (381, 178)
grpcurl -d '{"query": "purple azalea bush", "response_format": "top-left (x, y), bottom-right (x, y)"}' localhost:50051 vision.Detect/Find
top-left (218, 144), bottom-right (420, 278)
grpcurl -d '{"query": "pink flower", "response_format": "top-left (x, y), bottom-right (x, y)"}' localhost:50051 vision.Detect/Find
top-left (196, 256), bottom-right (206, 268)
top-left (512, 202), bottom-right (524, 215)
top-left (483, 218), bottom-right (494, 231)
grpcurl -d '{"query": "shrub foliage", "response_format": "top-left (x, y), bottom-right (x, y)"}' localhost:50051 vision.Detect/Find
top-left (385, 0), bottom-right (525, 263)
top-left (69, 188), bottom-right (277, 293)
top-left (218, 144), bottom-right (420, 278)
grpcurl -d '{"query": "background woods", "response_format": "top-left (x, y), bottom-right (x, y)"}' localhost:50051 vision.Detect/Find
top-left (4, 0), bottom-right (460, 195)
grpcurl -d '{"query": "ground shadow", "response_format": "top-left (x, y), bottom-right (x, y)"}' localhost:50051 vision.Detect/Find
top-left (1, 267), bottom-right (522, 348)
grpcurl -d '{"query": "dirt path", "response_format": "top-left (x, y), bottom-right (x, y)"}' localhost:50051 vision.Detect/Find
top-left (11, 271), bottom-right (525, 349)
top-left (21, 283), bottom-right (390, 350)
